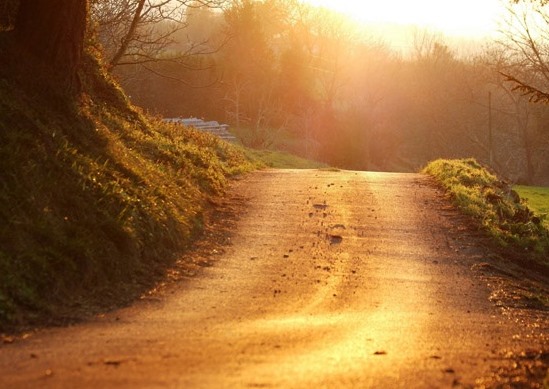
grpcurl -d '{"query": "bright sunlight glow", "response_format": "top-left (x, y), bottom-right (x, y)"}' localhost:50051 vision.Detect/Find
top-left (303, 0), bottom-right (505, 38)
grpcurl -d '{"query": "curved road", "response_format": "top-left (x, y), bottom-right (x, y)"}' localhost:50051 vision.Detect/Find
top-left (1, 170), bottom-right (547, 388)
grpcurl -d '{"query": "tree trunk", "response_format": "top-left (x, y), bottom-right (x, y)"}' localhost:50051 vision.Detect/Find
top-left (0, 0), bottom-right (18, 31)
top-left (15, 0), bottom-right (88, 93)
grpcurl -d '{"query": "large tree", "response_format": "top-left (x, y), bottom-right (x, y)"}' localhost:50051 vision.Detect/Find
top-left (7, 0), bottom-right (88, 93)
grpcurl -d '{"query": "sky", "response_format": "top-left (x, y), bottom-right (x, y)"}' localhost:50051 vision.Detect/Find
top-left (302, 0), bottom-right (506, 39)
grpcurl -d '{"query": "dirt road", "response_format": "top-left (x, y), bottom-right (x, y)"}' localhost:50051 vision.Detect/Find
top-left (1, 169), bottom-right (547, 388)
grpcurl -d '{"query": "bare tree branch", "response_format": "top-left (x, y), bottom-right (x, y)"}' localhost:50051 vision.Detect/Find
top-left (499, 2), bottom-right (549, 103)
top-left (500, 71), bottom-right (549, 103)
top-left (92, 0), bottom-right (228, 69)
top-left (109, 0), bottom-right (146, 67)
top-left (140, 63), bottom-right (220, 88)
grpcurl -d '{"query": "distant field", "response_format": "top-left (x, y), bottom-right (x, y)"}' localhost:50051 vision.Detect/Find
top-left (242, 148), bottom-right (328, 169)
top-left (514, 185), bottom-right (549, 226)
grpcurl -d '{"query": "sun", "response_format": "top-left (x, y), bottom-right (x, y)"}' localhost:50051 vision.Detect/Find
top-left (302, 0), bottom-right (504, 38)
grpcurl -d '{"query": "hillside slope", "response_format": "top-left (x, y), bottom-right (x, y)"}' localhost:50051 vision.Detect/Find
top-left (0, 43), bottom-right (256, 331)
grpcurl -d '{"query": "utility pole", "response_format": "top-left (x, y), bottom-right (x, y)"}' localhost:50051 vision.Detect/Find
top-left (488, 91), bottom-right (493, 166)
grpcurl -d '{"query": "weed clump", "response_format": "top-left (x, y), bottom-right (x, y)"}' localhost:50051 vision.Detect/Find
top-left (423, 158), bottom-right (549, 259)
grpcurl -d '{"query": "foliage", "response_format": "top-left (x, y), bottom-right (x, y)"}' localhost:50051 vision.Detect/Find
top-left (423, 159), bottom-right (549, 260)
top-left (0, 46), bottom-right (256, 330)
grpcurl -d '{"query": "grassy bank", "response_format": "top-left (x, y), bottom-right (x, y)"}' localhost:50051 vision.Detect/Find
top-left (0, 47), bottom-right (257, 331)
top-left (423, 159), bottom-right (549, 263)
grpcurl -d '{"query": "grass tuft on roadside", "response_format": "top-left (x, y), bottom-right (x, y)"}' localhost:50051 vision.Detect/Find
top-left (422, 158), bottom-right (549, 262)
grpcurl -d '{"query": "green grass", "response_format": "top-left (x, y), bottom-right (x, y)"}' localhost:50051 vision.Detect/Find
top-left (423, 158), bottom-right (549, 261)
top-left (514, 186), bottom-right (549, 228)
top-left (0, 47), bottom-right (258, 330)
top-left (229, 125), bottom-right (327, 169)
top-left (241, 148), bottom-right (327, 169)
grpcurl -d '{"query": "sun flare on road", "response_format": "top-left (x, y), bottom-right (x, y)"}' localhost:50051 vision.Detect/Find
top-left (303, 0), bottom-right (504, 38)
